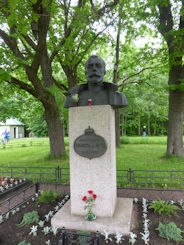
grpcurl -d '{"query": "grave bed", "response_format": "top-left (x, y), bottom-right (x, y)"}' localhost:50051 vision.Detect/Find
top-left (0, 193), bottom-right (184, 245)
top-left (0, 180), bottom-right (30, 199)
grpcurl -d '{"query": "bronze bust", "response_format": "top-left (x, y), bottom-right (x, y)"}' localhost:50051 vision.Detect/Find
top-left (64, 55), bottom-right (128, 108)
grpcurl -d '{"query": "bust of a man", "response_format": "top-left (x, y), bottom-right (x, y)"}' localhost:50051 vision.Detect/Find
top-left (64, 55), bottom-right (128, 108)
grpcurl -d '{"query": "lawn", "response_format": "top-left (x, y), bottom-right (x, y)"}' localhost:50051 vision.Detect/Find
top-left (0, 136), bottom-right (184, 188)
top-left (0, 138), bottom-right (69, 168)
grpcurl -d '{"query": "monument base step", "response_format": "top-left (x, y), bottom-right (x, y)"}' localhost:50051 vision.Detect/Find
top-left (51, 197), bottom-right (133, 235)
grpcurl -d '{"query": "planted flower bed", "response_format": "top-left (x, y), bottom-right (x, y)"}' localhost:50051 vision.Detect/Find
top-left (0, 189), bottom-right (184, 245)
top-left (0, 177), bottom-right (29, 197)
top-left (0, 176), bottom-right (21, 189)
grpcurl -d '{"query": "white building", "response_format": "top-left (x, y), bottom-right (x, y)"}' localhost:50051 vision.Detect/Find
top-left (0, 118), bottom-right (25, 139)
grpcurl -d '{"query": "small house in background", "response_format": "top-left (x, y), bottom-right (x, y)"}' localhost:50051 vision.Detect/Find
top-left (0, 118), bottom-right (25, 139)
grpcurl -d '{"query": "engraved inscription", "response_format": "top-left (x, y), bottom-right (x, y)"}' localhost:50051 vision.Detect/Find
top-left (74, 127), bottom-right (107, 159)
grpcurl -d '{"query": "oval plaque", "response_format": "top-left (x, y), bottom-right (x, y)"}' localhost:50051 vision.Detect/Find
top-left (74, 127), bottom-right (107, 159)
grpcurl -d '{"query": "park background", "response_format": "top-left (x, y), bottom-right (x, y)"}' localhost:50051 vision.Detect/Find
top-left (0, 0), bottom-right (183, 161)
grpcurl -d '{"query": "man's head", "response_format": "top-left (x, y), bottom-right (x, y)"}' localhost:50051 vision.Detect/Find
top-left (85, 55), bottom-right (106, 84)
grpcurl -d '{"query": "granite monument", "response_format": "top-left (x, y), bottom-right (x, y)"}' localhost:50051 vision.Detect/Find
top-left (51, 56), bottom-right (133, 235)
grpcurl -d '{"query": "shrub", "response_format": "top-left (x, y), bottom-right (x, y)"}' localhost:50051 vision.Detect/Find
top-left (149, 199), bottom-right (180, 216)
top-left (18, 211), bottom-right (39, 227)
top-left (18, 241), bottom-right (31, 245)
top-left (77, 231), bottom-right (91, 245)
top-left (156, 222), bottom-right (183, 242)
top-left (37, 189), bottom-right (60, 204)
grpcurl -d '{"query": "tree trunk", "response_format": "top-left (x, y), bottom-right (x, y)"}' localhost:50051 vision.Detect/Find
top-left (43, 97), bottom-right (66, 157)
top-left (167, 90), bottom-right (184, 156)
top-left (113, 2), bottom-right (124, 148)
top-left (120, 114), bottom-right (122, 136)
top-left (121, 114), bottom-right (126, 135)
top-left (154, 120), bottom-right (157, 136)
top-left (124, 116), bottom-right (126, 135)
top-left (161, 121), bottom-right (164, 135)
top-left (138, 118), bottom-right (141, 136)
top-left (147, 118), bottom-right (150, 136)
top-left (62, 65), bottom-right (78, 89)
top-left (115, 109), bottom-right (120, 147)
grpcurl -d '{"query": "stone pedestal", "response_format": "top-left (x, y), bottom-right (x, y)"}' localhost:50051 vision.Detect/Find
top-left (69, 105), bottom-right (116, 217)
top-left (51, 105), bottom-right (133, 235)
top-left (51, 198), bottom-right (133, 234)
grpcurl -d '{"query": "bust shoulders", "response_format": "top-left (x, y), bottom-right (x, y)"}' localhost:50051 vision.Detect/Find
top-left (69, 82), bottom-right (117, 94)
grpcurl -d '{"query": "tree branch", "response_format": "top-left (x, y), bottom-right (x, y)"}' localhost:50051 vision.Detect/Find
top-left (157, 1), bottom-right (173, 46)
top-left (113, 0), bottom-right (124, 84)
top-left (120, 80), bottom-right (151, 89)
top-left (22, 34), bottom-right (37, 50)
top-left (179, 0), bottom-right (184, 29)
top-left (90, 0), bottom-right (119, 19)
top-left (30, 1), bottom-right (50, 72)
top-left (179, 0), bottom-right (184, 50)
top-left (49, 32), bottom-right (71, 63)
top-left (0, 29), bottom-right (25, 61)
top-left (70, 28), bottom-right (93, 63)
top-left (20, 38), bottom-right (34, 59)
top-left (118, 65), bottom-right (161, 88)
top-left (74, 24), bottom-right (111, 68)
top-left (52, 77), bottom-right (68, 92)
top-left (7, 76), bottom-right (37, 97)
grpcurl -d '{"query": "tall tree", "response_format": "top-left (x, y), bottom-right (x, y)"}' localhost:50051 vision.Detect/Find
top-left (0, 0), bottom-right (119, 157)
top-left (113, 0), bottom-right (124, 147)
top-left (134, 0), bottom-right (184, 156)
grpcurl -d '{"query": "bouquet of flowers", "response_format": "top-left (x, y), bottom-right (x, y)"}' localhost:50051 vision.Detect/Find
top-left (82, 190), bottom-right (97, 221)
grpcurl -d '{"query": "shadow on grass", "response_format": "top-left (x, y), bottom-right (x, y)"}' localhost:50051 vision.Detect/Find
top-left (44, 153), bottom-right (69, 162)
top-left (161, 153), bottom-right (184, 161)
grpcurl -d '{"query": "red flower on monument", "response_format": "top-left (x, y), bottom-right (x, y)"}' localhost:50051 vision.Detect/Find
top-left (82, 196), bottom-right (87, 201)
top-left (82, 190), bottom-right (97, 221)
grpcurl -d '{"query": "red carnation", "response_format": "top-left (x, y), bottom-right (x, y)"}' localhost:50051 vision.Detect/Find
top-left (82, 196), bottom-right (87, 201)
top-left (88, 190), bottom-right (93, 194)
top-left (93, 194), bottom-right (97, 199)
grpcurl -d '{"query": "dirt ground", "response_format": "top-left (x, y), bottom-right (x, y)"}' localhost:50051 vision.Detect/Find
top-left (0, 184), bottom-right (184, 245)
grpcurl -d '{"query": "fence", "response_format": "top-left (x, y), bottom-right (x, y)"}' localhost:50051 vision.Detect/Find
top-left (56, 227), bottom-right (100, 245)
top-left (117, 168), bottom-right (184, 187)
top-left (0, 183), bottom-right (37, 215)
top-left (0, 166), bottom-right (69, 184)
top-left (0, 139), bottom-right (50, 149)
top-left (0, 166), bottom-right (184, 187)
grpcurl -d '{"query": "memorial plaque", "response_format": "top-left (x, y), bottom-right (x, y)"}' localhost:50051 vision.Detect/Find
top-left (74, 127), bottom-right (107, 159)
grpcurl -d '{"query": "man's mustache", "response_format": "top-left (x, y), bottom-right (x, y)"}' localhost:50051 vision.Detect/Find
top-left (89, 74), bottom-right (101, 78)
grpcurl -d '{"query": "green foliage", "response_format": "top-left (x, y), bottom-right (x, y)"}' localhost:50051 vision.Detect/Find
top-left (18, 211), bottom-right (39, 227)
top-left (149, 199), bottom-right (180, 216)
top-left (77, 231), bottom-right (91, 245)
top-left (156, 222), bottom-right (183, 242)
top-left (18, 241), bottom-right (31, 245)
top-left (37, 190), bottom-right (60, 204)
top-left (0, 69), bottom-right (11, 81)
top-left (18, 95), bottom-right (49, 137)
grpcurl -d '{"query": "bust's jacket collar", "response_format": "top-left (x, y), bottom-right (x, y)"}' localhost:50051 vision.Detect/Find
top-left (68, 82), bottom-right (117, 94)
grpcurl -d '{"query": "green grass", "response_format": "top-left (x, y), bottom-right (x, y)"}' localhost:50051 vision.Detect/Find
top-left (120, 136), bottom-right (167, 145)
top-left (117, 142), bottom-right (184, 188)
top-left (0, 136), bottom-right (184, 188)
top-left (0, 138), bottom-right (69, 183)
top-left (0, 137), bottom-right (69, 167)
